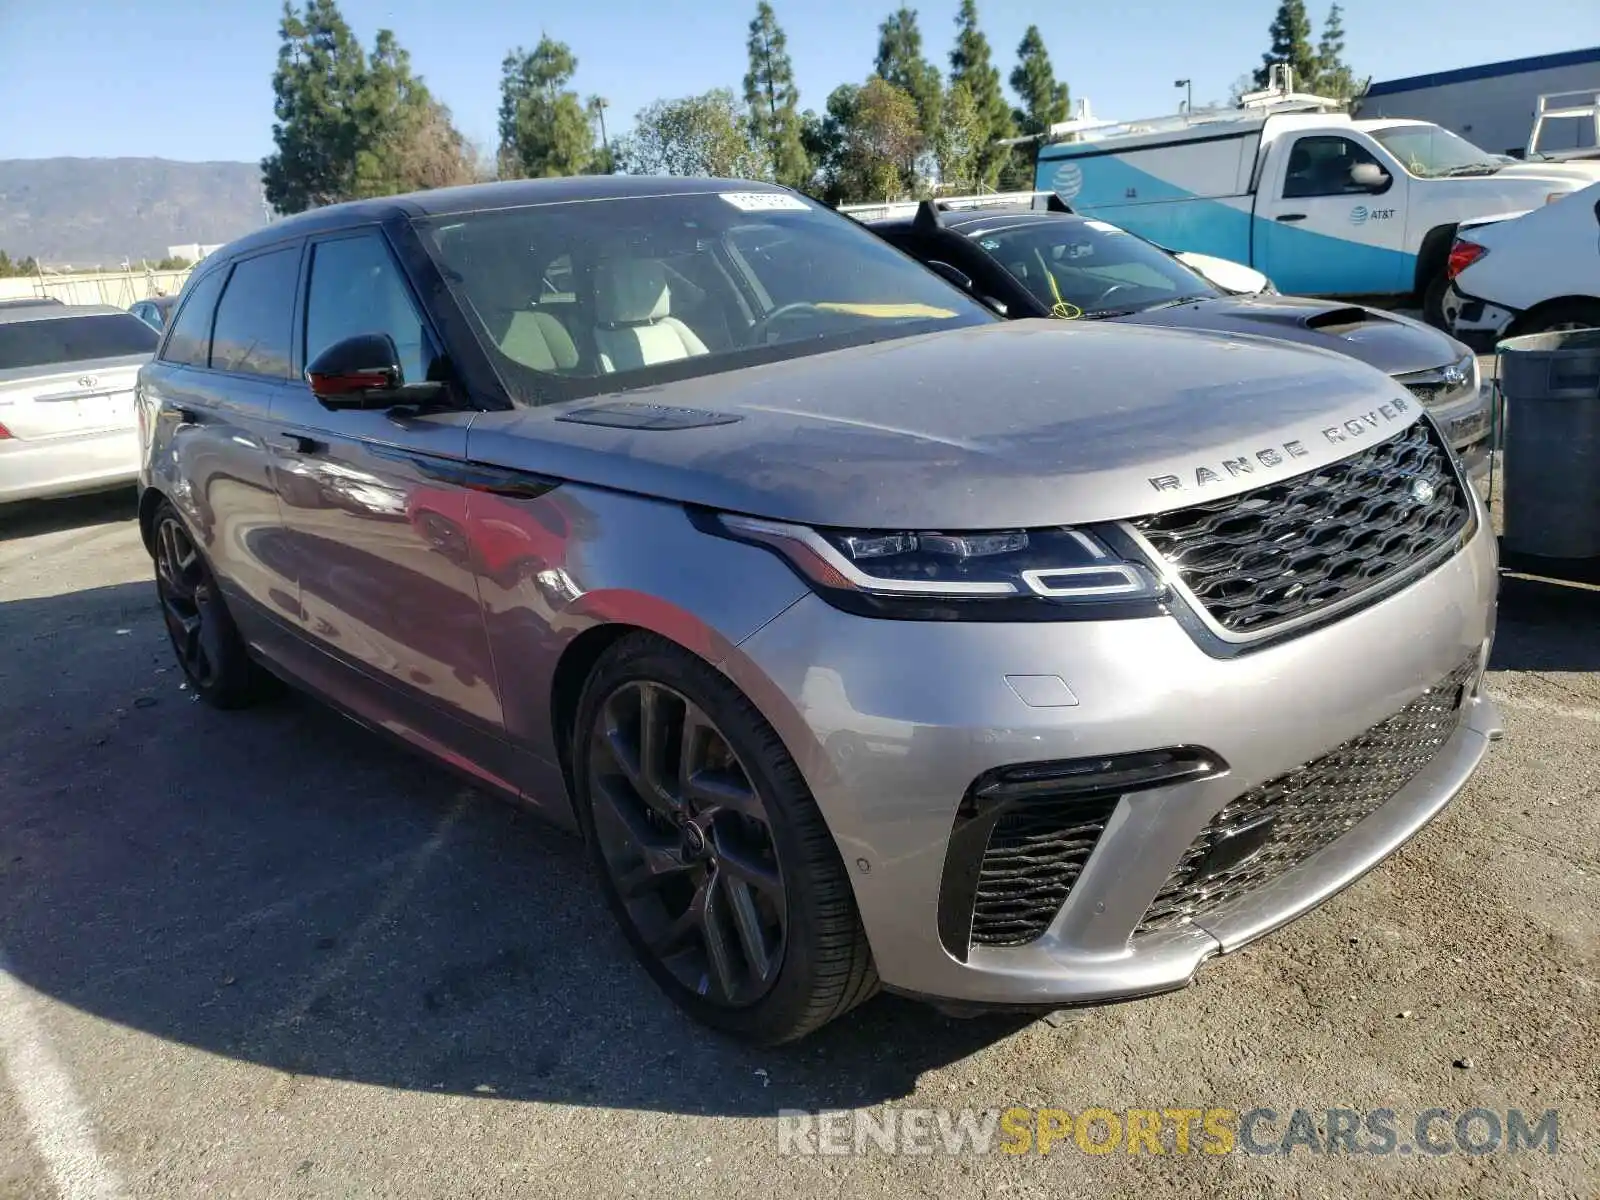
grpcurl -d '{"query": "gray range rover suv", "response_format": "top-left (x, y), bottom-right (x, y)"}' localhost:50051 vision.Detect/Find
top-left (137, 177), bottom-right (1500, 1043)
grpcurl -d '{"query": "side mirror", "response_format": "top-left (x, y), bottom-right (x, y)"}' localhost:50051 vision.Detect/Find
top-left (1350, 162), bottom-right (1391, 193)
top-left (306, 333), bottom-right (404, 409)
top-left (926, 260), bottom-right (974, 291)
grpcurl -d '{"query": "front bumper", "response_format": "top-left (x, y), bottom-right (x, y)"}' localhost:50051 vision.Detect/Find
top-left (0, 428), bottom-right (139, 504)
top-left (729, 511), bottom-right (1500, 1007)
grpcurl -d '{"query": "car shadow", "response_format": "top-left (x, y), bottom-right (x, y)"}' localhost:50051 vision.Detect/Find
top-left (0, 487), bottom-right (138, 541)
top-left (1489, 569), bottom-right (1600, 673)
top-left (0, 580), bottom-right (1034, 1118)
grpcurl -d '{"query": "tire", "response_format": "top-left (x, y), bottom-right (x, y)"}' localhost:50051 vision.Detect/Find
top-left (572, 631), bottom-right (878, 1043)
top-left (151, 499), bottom-right (275, 709)
top-left (1512, 300), bottom-right (1600, 338)
top-left (1422, 271), bottom-right (1450, 330)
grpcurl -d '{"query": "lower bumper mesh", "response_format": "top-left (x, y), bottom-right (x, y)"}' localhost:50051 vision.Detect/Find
top-left (1137, 658), bottom-right (1479, 934)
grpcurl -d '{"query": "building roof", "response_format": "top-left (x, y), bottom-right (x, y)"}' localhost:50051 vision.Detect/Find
top-left (1365, 46), bottom-right (1600, 98)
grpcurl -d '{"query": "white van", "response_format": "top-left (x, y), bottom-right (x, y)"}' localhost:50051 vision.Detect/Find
top-left (1027, 75), bottom-right (1600, 320)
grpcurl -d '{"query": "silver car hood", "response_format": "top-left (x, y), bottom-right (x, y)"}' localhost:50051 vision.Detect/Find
top-left (465, 320), bottom-right (1420, 529)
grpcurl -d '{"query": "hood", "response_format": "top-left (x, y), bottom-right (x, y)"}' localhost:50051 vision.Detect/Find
top-left (464, 320), bottom-right (1421, 530)
top-left (1492, 160), bottom-right (1600, 186)
top-left (1115, 294), bottom-right (1461, 378)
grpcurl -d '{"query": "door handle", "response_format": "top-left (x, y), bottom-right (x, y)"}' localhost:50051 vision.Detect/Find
top-left (1276, 213), bottom-right (1308, 222)
top-left (276, 431), bottom-right (321, 454)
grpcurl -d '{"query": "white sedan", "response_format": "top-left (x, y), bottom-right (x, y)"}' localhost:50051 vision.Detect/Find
top-left (1443, 180), bottom-right (1600, 348)
top-left (0, 304), bottom-right (158, 504)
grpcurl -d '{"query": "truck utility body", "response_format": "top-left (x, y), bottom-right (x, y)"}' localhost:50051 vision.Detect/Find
top-left (1032, 79), bottom-right (1600, 304)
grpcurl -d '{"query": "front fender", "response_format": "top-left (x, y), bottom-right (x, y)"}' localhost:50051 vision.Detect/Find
top-left (470, 483), bottom-right (809, 780)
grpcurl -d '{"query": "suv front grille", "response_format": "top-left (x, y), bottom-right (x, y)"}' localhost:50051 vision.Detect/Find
top-left (1137, 658), bottom-right (1478, 934)
top-left (1132, 419), bottom-right (1471, 637)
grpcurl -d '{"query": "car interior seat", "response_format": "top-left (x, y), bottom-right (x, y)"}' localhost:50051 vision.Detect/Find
top-left (465, 249), bottom-right (580, 373)
top-left (593, 259), bottom-right (708, 372)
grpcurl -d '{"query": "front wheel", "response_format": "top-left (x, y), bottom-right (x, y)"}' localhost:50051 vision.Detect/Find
top-left (572, 632), bottom-right (877, 1043)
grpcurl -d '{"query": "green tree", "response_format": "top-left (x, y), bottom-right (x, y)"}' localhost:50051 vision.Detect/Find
top-left (743, 2), bottom-right (810, 188)
top-left (874, 8), bottom-right (943, 147)
top-left (1253, 0), bottom-right (1318, 90)
top-left (1314, 3), bottom-right (1356, 99)
top-left (262, 0), bottom-right (368, 212)
top-left (831, 76), bottom-right (922, 202)
top-left (619, 89), bottom-right (771, 179)
top-left (933, 81), bottom-right (985, 193)
top-left (799, 87), bottom-right (857, 205)
top-left (1009, 25), bottom-right (1069, 137)
top-left (497, 37), bottom-right (595, 178)
top-left (948, 0), bottom-right (1014, 188)
top-left (586, 97), bottom-right (617, 175)
top-left (261, 1), bottom-right (469, 213)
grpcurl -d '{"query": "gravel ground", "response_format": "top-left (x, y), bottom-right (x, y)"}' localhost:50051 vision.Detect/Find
top-left (0, 469), bottom-right (1596, 1200)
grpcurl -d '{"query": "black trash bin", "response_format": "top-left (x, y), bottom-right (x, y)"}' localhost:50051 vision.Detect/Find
top-left (1496, 327), bottom-right (1600, 562)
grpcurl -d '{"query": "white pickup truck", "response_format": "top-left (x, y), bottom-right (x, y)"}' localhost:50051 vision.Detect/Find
top-left (1027, 77), bottom-right (1600, 321)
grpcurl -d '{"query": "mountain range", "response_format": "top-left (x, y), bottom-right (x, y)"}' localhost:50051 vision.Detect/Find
top-left (0, 158), bottom-right (268, 266)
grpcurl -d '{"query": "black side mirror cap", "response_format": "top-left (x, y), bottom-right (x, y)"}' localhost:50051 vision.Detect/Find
top-left (306, 333), bottom-right (405, 409)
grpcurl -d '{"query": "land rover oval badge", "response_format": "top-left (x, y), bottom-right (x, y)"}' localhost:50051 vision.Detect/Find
top-left (1410, 477), bottom-right (1437, 505)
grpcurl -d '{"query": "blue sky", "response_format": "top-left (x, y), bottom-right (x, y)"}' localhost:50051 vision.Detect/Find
top-left (1, 0), bottom-right (1596, 163)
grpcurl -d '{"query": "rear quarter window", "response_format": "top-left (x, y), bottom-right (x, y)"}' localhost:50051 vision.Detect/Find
top-left (160, 269), bottom-right (227, 369)
top-left (0, 314), bottom-right (158, 371)
top-left (209, 247), bottom-right (301, 377)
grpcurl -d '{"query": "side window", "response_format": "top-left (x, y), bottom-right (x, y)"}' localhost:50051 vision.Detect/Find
top-left (1283, 136), bottom-right (1384, 198)
top-left (159, 269), bottom-right (226, 368)
top-left (305, 234), bottom-right (431, 385)
top-left (209, 247), bottom-right (300, 377)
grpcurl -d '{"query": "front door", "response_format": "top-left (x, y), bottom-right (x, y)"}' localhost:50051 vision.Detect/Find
top-left (269, 228), bottom-right (515, 792)
top-left (1256, 133), bottom-right (1410, 295)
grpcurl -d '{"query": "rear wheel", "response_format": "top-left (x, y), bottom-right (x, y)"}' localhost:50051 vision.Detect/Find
top-left (572, 632), bottom-right (877, 1043)
top-left (1511, 300), bottom-right (1600, 337)
top-left (152, 500), bottom-right (273, 709)
top-left (1422, 272), bottom-right (1450, 329)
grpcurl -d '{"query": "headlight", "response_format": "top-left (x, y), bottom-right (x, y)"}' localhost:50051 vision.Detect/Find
top-left (713, 513), bottom-right (1167, 621)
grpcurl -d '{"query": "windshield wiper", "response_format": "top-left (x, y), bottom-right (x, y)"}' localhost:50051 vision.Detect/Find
top-left (1440, 163), bottom-right (1501, 177)
top-left (1083, 295), bottom-right (1209, 320)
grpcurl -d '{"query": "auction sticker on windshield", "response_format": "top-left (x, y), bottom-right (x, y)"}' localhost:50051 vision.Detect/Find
top-left (719, 192), bottom-right (812, 212)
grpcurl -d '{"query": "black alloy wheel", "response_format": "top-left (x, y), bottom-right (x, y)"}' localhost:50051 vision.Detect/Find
top-left (587, 679), bottom-right (787, 1008)
top-left (151, 501), bottom-right (271, 708)
top-left (573, 633), bottom-right (878, 1043)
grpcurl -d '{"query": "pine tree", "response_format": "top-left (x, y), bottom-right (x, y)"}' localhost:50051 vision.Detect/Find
top-left (497, 37), bottom-right (595, 178)
top-left (1009, 25), bottom-right (1069, 137)
top-left (743, 2), bottom-right (810, 188)
top-left (1315, 3), bottom-right (1356, 99)
top-left (262, 0), bottom-right (369, 213)
top-left (874, 8), bottom-right (943, 146)
top-left (1254, 0), bottom-right (1318, 90)
top-left (262, 1), bottom-right (469, 213)
top-left (948, 0), bottom-right (1014, 188)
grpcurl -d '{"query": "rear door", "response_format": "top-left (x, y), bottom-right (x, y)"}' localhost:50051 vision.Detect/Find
top-left (0, 312), bottom-right (156, 441)
top-left (138, 247), bottom-right (307, 644)
top-left (1255, 133), bottom-right (1411, 295)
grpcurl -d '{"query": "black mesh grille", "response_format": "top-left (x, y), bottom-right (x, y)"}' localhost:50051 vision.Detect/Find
top-left (1137, 658), bottom-right (1478, 934)
top-left (1133, 419), bottom-right (1472, 636)
top-left (970, 796), bottom-right (1121, 947)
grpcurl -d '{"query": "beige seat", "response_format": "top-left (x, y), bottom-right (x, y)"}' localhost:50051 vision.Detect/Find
top-left (593, 260), bottom-right (708, 373)
top-left (499, 310), bottom-right (579, 372)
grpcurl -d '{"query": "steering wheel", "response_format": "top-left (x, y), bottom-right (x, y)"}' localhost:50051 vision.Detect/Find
top-left (1089, 282), bottom-right (1140, 309)
top-left (748, 301), bottom-right (826, 345)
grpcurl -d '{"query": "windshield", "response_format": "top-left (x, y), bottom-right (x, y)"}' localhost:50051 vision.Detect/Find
top-left (1370, 125), bottom-right (1507, 178)
top-left (416, 191), bottom-right (992, 405)
top-left (974, 218), bottom-right (1218, 318)
top-left (0, 314), bottom-right (158, 371)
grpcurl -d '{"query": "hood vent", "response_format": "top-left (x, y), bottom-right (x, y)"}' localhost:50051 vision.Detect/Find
top-left (1303, 307), bottom-right (1388, 335)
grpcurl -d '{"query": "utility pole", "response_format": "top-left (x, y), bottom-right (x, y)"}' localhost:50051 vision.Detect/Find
top-left (589, 96), bottom-right (612, 172)
top-left (1175, 78), bottom-right (1192, 114)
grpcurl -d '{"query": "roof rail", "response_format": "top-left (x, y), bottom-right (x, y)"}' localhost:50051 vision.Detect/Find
top-left (1001, 64), bottom-right (1345, 150)
top-left (839, 191), bottom-right (1073, 222)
